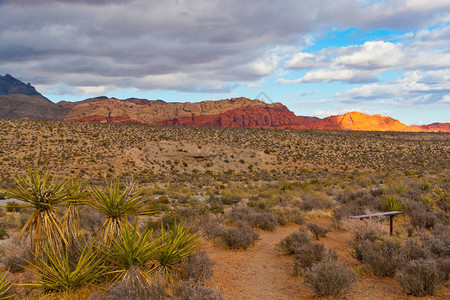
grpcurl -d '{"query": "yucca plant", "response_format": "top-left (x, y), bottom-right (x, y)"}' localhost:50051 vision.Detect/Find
top-left (62, 184), bottom-right (87, 249)
top-left (88, 180), bottom-right (152, 242)
top-left (100, 222), bottom-right (159, 285)
top-left (26, 243), bottom-right (104, 295)
top-left (394, 185), bottom-right (408, 195)
top-left (382, 196), bottom-right (403, 211)
top-left (0, 271), bottom-right (14, 300)
top-left (0, 166), bottom-right (83, 255)
top-left (153, 224), bottom-right (200, 278)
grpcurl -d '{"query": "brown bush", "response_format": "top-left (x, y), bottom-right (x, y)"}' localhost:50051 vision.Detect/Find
top-left (181, 250), bottom-right (214, 284)
top-left (173, 280), bottom-right (223, 300)
top-left (404, 200), bottom-right (439, 229)
top-left (306, 223), bottom-right (328, 240)
top-left (292, 243), bottom-right (337, 275)
top-left (304, 260), bottom-right (356, 297)
top-left (220, 223), bottom-right (259, 250)
top-left (395, 259), bottom-right (443, 296)
top-left (276, 229), bottom-right (311, 255)
top-left (228, 206), bottom-right (278, 231)
top-left (356, 238), bottom-right (404, 277)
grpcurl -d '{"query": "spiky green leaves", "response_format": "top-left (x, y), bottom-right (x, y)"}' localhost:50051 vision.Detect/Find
top-left (27, 244), bottom-right (104, 294)
top-left (0, 272), bottom-right (14, 300)
top-left (88, 180), bottom-right (152, 242)
top-left (101, 223), bottom-right (159, 284)
top-left (154, 224), bottom-right (200, 276)
top-left (0, 166), bottom-right (83, 255)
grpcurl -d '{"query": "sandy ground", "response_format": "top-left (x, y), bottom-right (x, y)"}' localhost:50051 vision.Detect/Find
top-left (203, 223), bottom-right (450, 300)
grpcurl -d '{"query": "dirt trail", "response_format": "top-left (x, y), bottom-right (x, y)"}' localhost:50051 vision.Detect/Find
top-left (203, 225), bottom-right (314, 300)
top-left (203, 223), bottom-right (449, 300)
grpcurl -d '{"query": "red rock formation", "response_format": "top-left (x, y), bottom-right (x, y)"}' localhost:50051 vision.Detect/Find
top-left (61, 97), bottom-right (450, 133)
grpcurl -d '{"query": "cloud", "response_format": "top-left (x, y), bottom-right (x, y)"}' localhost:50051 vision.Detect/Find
top-left (1, 0), bottom-right (450, 96)
top-left (284, 52), bottom-right (327, 69)
top-left (336, 41), bottom-right (404, 68)
top-left (335, 70), bottom-right (450, 104)
top-left (278, 23), bottom-right (450, 85)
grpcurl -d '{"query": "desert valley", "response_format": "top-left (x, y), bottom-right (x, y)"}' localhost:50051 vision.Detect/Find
top-left (0, 73), bottom-right (448, 299)
top-left (1, 1), bottom-right (450, 299)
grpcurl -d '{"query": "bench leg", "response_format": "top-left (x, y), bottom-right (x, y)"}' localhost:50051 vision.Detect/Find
top-left (390, 215), bottom-right (393, 236)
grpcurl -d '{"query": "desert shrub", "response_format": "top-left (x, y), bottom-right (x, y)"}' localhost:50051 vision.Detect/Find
top-left (336, 190), bottom-right (384, 214)
top-left (181, 250), bottom-right (214, 284)
top-left (92, 271), bottom-right (167, 300)
top-left (276, 229), bottom-right (311, 255)
top-left (221, 195), bottom-right (241, 205)
top-left (269, 206), bottom-right (305, 226)
top-left (436, 258), bottom-right (450, 281)
top-left (420, 235), bottom-right (450, 259)
top-left (173, 280), bottom-right (223, 300)
top-left (292, 243), bottom-right (337, 275)
top-left (5, 201), bottom-right (20, 213)
top-left (228, 206), bottom-right (278, 231)
top-left (356, 238), bottom-right (403, 277)
top-left (343, 218), bottom-right (386, 243)
top-left (304, 260), bottom-right (356, 297)
top-left (433, 187), bottom-right (450, 212)
top-left (206, 195), bottom-right (224, 213)
top-left (196, 214), bottom-right (225, 239)
top-left (219, 223), bottom-right (259, 250)
top-left (404, 200), bottom-right (438, 229)
top-left (3, 255), bottom-right (28, 273)
top-left (0, 224), bottom-right (9, 240)
top-left (419, 183), bottom-right (433, 191)
top-left (382, 195), bottom-right (402, 211)
top-left (395, 259), bottom-right (443, 296)
top-left (80, 206), bottom-right (105, 236)
top-left (146, 214), bottom-right (181, 231)
top-left (299, 196), bottom-right (334, 211)
top-left (306, 223), bottom-right (328, 240)
top-left (401, 239), bottom-right (431, 261)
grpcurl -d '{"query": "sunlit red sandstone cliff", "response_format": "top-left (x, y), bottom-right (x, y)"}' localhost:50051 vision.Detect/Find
top-left (62, 97), bottom-right (450, 132)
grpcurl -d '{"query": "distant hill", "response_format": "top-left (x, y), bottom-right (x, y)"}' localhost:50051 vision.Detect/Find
top-left (0, 74), bottom-right (42, 96)
top-left (63, 96), bottom-right (450, 132)
top-left (0, 74), bottom-right (448, 132)
top-left (0, 75), bottom-right (69, 120)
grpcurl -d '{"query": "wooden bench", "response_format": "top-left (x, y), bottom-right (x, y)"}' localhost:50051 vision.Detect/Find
top-left (350, 211), bottom-right (403, 235)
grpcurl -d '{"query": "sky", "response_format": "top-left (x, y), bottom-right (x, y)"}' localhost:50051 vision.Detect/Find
top-left (1, 0), bottom-right (449, 125)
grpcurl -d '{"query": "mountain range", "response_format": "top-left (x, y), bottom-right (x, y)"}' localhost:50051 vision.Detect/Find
top-left (1, 74), bottom-right (449, 132)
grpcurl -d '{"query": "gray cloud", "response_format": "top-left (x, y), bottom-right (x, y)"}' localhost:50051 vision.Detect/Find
top-left (1, 0), bottom-right (449, 95)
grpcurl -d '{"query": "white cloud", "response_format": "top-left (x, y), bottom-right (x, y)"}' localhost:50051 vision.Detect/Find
top-left (335, 70), bottom-right (450, 104)
top-left (285, 52), bottom-right (326, 69)
top-left (336, 41), bottom-right (404, 68)
top-left (441, 95), bottom-right (450, 103)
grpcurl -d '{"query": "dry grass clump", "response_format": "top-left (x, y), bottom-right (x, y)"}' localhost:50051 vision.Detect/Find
top-left (269, 206), bottom-right (305, 226)
top-left (343, 217), bottom-right (387, 243)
